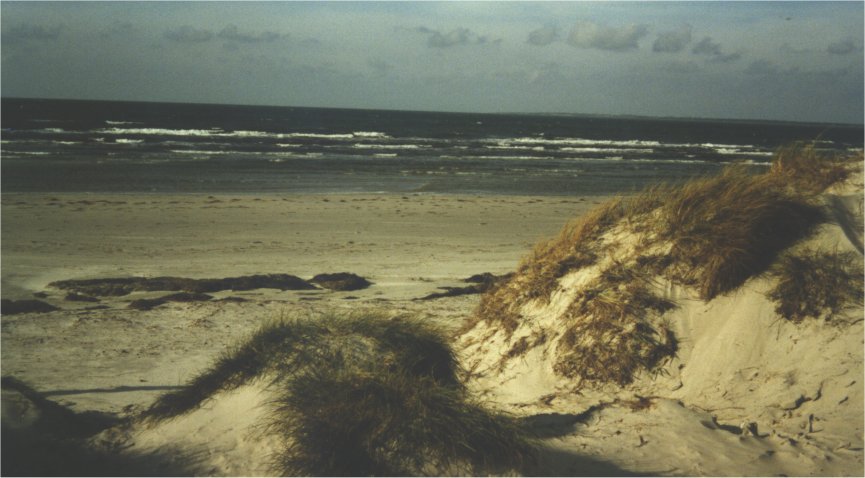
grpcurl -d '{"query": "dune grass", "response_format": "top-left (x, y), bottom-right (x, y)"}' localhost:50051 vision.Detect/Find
top-left (464, 143), bottom-right (859, 386)
top-left (650, 164), bottom-right (826, 300)
top-left (275, 363), bottom-right (534, 476)
top-left (553, 264), bottom-right (678, 385)
top-left (769, 142), bottom-right (862, 194)
top-left (768, 248), bottom-right (864, 323)
top-left (142, 310), bottom-right (535, 476)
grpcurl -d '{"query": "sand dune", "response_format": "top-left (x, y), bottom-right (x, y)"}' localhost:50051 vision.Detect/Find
top-left (2, 149), bottom-right (863, 476)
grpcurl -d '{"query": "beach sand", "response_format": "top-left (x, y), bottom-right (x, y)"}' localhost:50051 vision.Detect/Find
top-left (2, 183), bottom-right (862, 476)
top-left (1, 192), bottom-right (603, 414)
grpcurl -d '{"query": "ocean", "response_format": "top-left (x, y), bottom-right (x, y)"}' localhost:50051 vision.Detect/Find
top-left (2, 98), bottom-right (862, 196)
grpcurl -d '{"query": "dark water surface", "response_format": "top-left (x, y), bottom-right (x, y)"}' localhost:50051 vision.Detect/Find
top-left (2, 98), bottom-right (861, 195)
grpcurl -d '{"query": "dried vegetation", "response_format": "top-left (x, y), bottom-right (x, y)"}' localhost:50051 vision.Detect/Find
top-left (466, 143), bottom-right (861, 386)
top-left (142, 311), bottom-right (535, 476)
top-left (768, 248), bottom-right (864, 323)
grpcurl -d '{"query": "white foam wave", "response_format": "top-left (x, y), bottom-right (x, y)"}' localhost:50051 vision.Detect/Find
top-left (373, 153), bottom-right (398, 158)
top-left (169, 150), bottom-right (231, 155)
top-left (101, 127), bottom-right (223, 137)
top-left (352, 131), bottom-right (389, 138)
top-left (97, 127), bottom-right (390, 141)
top-left (115, 138), bottom-right (144, 144)
top-left (352, 143), bottom-right (424, 150)
top-left (559, 147), bottom-right (654, 154)
top-left (494, 137), bottom-right (662, 148)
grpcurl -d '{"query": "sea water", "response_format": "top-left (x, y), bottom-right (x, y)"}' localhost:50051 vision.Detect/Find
top-left (2, 98), bottom-right (861, 195)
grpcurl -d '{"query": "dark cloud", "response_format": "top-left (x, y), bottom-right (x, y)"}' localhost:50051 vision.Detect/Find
top-left (527, 25), bottom-right (558, 46)
top-left (745, 59), bottom-right (791, 76)
top-left (827, 39), bottom-right (857, 55)
top-left (415, 26), bottom-right (499, 48)
top-left (217, 24), bottom-right (282, 44)
top-left (652, 25), bottom-right (692, 53)
top-left (1, 23), bottom-right (62, 44)
top-left (164, 25), bottom-right (213, 43)
top-left (691, 37), bottom-right (741, 63)
top-left (367, 58), bottom-right (394, 76)
top-left (567, 20), bottom-right (648, 52)
top-left (99, 21), bottom-right (136, 39)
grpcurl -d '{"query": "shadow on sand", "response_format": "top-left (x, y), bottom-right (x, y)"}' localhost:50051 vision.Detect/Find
top-left (1, 376), bottom-right (195, 476)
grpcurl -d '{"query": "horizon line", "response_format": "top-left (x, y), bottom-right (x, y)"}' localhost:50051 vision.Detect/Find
top-left (3, 95), bottom-right (862, 129)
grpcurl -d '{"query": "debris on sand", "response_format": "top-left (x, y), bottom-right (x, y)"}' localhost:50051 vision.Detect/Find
top-left (128, 292), bottom-right (214, 311)
top-left (309, 272), bottom-right (372, 291)
top-left (1, 299), bottom-right (59, 315)
top-left (50, 274), bottom-right (316, 297)
top-left (416, 272), bottom-right (513, 300)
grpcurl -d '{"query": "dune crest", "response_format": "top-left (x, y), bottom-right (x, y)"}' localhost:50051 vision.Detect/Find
top-left (458, 146), bottom-right (864, 475)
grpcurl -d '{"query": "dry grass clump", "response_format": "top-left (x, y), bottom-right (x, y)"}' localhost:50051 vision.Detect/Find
top-left (463, 143), bottom-right (860, 387)
top-left (651, 165), bottom-right (826, 300)
top-left (770, 142), bottom-right (861, 194)
top-left (142, 311), bottom-right (461, 422)
top-left (767, 248), bottom-right (864, 323)
top-left (470, 198), bottom-right (635, 335)
top-left (553, 267), bottom-right (677, 385)
top-left (276, 364), bottom-right (533, 476)
top-left (142, 311), bottom-right (535, 476)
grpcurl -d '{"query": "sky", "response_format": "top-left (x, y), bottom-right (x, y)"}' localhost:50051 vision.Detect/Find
top-left (1, 1), bottom-right (863, 124)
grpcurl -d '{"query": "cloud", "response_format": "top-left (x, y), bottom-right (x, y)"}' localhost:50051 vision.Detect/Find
top-left (691, 36), bottom-right (741, 63)
top-left (217, 24), bottom-right (282, 44)
top-left (1, 23), bottom-right (62, 44)
top-left (652, 25), bottom-right (692, 53)
top-left (99, 21), bottom-right (136, 39)
top-left (745, 59), bottom-right (792, 76)
top-left (527, 25), bottom-right (558, 46)
top-left (164, 25), bottom-right (213, 43)
top-left (827, 39), bottom-right (858, 55)
top-left (567, 20), bottom-right (648, 52)
top-left (415, 26), bottom-right (499, 48)
top-left (367, 58), bottom-right (394, 76)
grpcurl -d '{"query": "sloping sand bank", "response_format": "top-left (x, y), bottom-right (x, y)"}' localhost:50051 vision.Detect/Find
top-left (3, 153), bottom-right (863, 475)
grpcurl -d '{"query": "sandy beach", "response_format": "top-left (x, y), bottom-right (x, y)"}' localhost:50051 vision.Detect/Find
top-left (2, 155), bottom-right (863, 476)
top-left (1, 192), bottom-right (603, 414)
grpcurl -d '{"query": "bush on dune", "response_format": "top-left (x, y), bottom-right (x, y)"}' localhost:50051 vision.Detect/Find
top-left (142, 311), bottom-right (535, 476)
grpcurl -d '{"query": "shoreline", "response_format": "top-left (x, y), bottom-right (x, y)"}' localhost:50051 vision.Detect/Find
top-left (1, 191), bottom-right (608, 298)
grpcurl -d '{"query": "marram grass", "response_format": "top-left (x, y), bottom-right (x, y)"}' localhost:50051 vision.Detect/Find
top-left (141, 311), bottom-right (535, 476)
top-left (466, 143), bottom-right (861, 386)
top-left (768, 248), bottom-right (864, 323)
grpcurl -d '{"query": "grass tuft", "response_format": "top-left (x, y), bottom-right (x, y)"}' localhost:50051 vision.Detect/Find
top-left (141, 311), bottom-right (535, 476)
top-left (275, 366), bottom-right (534, 476)
top-left (553, 266), bottom-right (678, 385)
top-left (769, 142), bottom-right (862, 194)
top-left (653, 165), bottom-right (826, 300)
top-left (768, 248), bottom-right (864, 323)
top-left (463, 143), bottom-right (860, 386)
